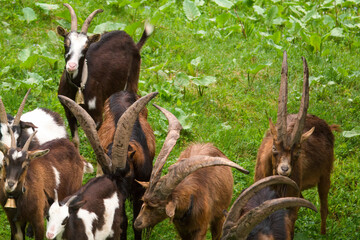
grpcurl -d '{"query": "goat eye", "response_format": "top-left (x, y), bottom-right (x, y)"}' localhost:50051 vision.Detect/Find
top-left (272, 146), bottom-right (278, 154)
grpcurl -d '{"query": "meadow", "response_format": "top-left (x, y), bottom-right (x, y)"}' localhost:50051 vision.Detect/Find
top-left (0, 0), bottom-right (359, 239)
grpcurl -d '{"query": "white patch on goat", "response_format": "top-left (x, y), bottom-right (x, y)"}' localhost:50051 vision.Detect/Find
top-left (52, 166), bottom-right (61, 188)
top-left (15, 222), bottom-right (23, 240)
top-left (11, 151), bottom-right (22, 161)
top-left (78, 208), bottom-right (98, 240)
top-left (21, 108), bottom-right (67, 145)
top-left (88, 97), bottom-right (96, 110)
top-left (66, 32), bottom-right (88, 75)
top-left (94, 192), bottom-right (119, 239)
top-left (46, 201), bottom-right (69, 239)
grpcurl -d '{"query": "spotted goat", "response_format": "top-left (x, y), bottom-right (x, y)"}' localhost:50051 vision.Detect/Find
top-left (57, 4), bottom-right (153, 148)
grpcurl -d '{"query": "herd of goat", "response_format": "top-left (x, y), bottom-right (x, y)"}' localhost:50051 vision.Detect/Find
top-left (0, 3), bottom-right (340, 240)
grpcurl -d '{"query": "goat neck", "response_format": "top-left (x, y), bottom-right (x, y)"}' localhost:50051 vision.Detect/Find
top-left (221, 176), bottom-right (317, 240)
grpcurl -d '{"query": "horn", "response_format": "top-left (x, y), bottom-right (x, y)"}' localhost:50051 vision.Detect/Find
top-left (58, 95), bottom-right (112, 174)
top-left (21, 130), bottom-right (37, 152)
top-left (7, 126), bottom-right (16, 149)
top-left (149, 156), bottom-right (249, 200)
top-left (111, 92), bottom-right (158, 171)
top-left (13, 89), bottom-right (31, 126)
top-left (222, 175), bottom-right (299, 234)
top-left (148, 104), bottom-right (182, 189)
top-left (276, 50), bottom-right (288, 144)
top-left (221, 197), bottom-right (317, 240)
top-left (81, 8), bottom-right (103, 34)
top-left (0, 97), bottom-right (8, 124)
top-left (290, 56), bottom-right (310, 146)
top-left (65, 195), bottom-right (78, 207)
top-left (63, 4), bottom-right (78, 32)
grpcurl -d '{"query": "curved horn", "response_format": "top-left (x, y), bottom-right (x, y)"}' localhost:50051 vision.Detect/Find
top-left (0, 98), bottom-right (8, 124)
top-left (290, 56), bottom-right (310, 146)
top-left (150, 156), bottom-right (249, 200)
top-left (13, 89), bottom-right (31, 126)
top-left (276, 50), bottom-right (288, 144)
top-left (63, 3), bottom-right (78, 32)
top-left (7, 126), bottom-right (16, 149)
top-left (111, 92), bottom-right (158, 171)
top-left (222, 175), bottom-right (299, 234)
top-left (58, 95), bottom-right (112, 174)
top-left (149, 104), bottom-right (182, 188)
top-left (21, 130), bottom-right (37, 152)
top-left (222, 197), bottom-right (317, 240)
top-left (81, 9), bottom-right (103, 34)
top-left (65, 195), bottom-right (78, 207)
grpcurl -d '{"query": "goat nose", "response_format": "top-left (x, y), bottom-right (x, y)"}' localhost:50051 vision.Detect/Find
top-left (7, 181), bottom-right (15, 188)
top-left (281, 165), bottom-right (289, 172)
top-left (67, 62), bottom-right (78, 72)
top-left (46, 232), bottom-right (54, 239)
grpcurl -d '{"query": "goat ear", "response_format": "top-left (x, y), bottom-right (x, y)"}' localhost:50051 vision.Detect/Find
top-left (165, 201), bottom-right (176, 219)
top-left (44, 190), bottom-right (54, 206)
top-left (135, 180), bottom-right (149, 189)
top-left (20, 121), bottom-right (38, 130)
top-left (269, 118), bottom-right (277, 139)
top-left (56, 26), bottom-right (67, 37)
top-left (69, 199), bottom-right (86, 213)
top-left (89, 34), bottom-right (101, 43)
top-left (300, 127), bottom-right (315, 144)
top-left (28, 149), bottom-right (50, 160)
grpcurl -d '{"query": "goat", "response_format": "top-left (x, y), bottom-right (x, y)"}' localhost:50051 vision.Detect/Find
top-left (58, 92), bottom-right (158, 240)
top-left (45, 176), bottom-right (125, 240)
top-left (221, 176), bottom-right (317, 240)
top-left (134, 141), bottom-right (249, 240)
top-left (57, 4), bottom-right (153, 148)
top-left (0, 127), bottom-right (89, 240)
top-left (0, 89), bottom-right (68, 169)
top-left (254, 51), bottom-right (338, 235)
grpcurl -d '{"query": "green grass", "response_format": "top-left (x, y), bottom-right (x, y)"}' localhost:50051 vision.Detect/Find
top-left (0, 0), bottom-right (360, 239)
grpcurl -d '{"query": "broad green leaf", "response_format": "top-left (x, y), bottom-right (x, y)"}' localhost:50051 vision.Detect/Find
top-left (0, 66), bottom-right (10, 77)
top-left (47, 30), bottom-right (58, 43)
top-left (183, 0), bottom-right (201, 21)
top-left (124, 22), bottom-right (143, 36)
top-left (266, 6), bottom-right (278, 23)
top-left (248, 63), bottom-right (271, 74)
top-left (23, 72), bottom-right (44, 85)
top-left (35, 3), bottom-right (59, 13)
top-left (212, 0), bottom-right (234, 9)
top-left (159, 0), bottom-right (175, 11)
top-left (195, 0), bottom-right (205, 6)
top-left (175, 72), bottom-right (191, 87)
top-left (22, 7), bottom-right (37, 23)
top-left (343, 127), bottom-right (360, 138)
top-left (323, 15), bottom-right (335, 28)
top-left (310, 33), bottom-right (321, 52)
top-left (253, 5), bottom-right (265, 16)
top-left (273, 17), bottom-right (285, 25)
top-left (192, 76), bottom-right (216, 86)
top-left (330, 27), bottom-right (344, 37)
top-left (190, 57), bottom-right (202, 67)
top-left (93, 21), bottom-right (126, 33)
top-left (18, 48), bottom-right (31, 62)
top-left (20, 55), bottom-right (39, 69)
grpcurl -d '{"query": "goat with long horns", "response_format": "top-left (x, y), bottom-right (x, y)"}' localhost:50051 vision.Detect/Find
top-left (254, 51), bottom-right (339, 235)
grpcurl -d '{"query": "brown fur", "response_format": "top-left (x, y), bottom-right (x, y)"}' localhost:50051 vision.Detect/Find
top-left (255, 114), bottom-right (335, 235)
top-left (0, 139), bottom-right (85, 240)
top-left (139, 143), bottom-right (234, 240)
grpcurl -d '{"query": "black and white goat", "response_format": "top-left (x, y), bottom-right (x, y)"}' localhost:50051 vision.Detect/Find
top-left (57, 4), bottom-right (153, 148)
top-left (0, 89), bottom-right (68, 168)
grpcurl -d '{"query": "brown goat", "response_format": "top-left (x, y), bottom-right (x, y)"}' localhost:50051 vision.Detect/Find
top-left (134, 141), bottom-right (249, 240)
top-left (57, 4), bottom-right (153, 148)
top-left (221, 176), bottom-right (317, 240)
top-left (254, 51), bottom-right (337, 235)
top-left (0, 130), bottom-right (87, 240)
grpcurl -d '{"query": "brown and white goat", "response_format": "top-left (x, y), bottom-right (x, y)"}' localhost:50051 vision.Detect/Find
top-left (254, 51), bottom-right (338, 235)
top-left (0, 89), bottom-right (68, 166)
top-left (221, 176), bottom-right (317, 240)
top-left (0, 128), bottom-right (88, 240)
top-left (57, 4), bottom-right (153, 148)
top-left (134, 141), bottom-right (250, 240)
top-left (58, 92), bottom-right (158, 240)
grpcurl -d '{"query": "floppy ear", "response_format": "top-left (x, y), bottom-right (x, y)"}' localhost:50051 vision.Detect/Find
top-left (269, 118), bottom-right (277, 139)
top-left (44, 190), bottom-right (54, 206)
top-left (28, 149), bottom-right (50, 160)
top-left (165, 201), bottom-right (176, 220)
top-left (56, 26), bottom-right (68, 37)
top-left (20, 121), bottom-right (38, 130)
top-left (135, 180), bottom-right (149, 189)
top-left (300, 127), bottom-right (315, 144)
top-left (69, 198), bottom-right (87, 214)
top-left (89, 34), bottom-right (101, 43)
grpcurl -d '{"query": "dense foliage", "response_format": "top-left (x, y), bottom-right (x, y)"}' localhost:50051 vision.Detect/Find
top-left (0, 0), bottom-right (359, 239)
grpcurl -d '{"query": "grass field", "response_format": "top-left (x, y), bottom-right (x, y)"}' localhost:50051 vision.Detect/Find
top-left (0, 0), bottom-right (359, 239)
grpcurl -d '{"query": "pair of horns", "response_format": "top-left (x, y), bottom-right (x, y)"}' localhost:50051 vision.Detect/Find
top-left (276, 51), bottom-right (309, 147)
top-left (58, 92), bottom-right (158, 175)
top-left (63, 3), bottom-right (103, 34)
top-left (221, 176), bottom-right (317, 240)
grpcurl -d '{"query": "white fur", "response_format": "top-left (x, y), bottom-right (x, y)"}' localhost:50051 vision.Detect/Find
top-left (11, 150), bottom-right (22, 161)
top-left (52, 166), bottom-right (61, 188)
top-left (66, 32), bottom-right (88, 76)
top-left (46, 201), bottom-right (69, 240)
top-left (21, 108), bottom-right (67, 145)
top-left (145, 22), bottom-right (154, 36)
top-left (94, 192), bottom-right (119, 239)
top-left (77, 209), bottom-right (98, 240)
top-left (88, 97), bottom-right (96, 110)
